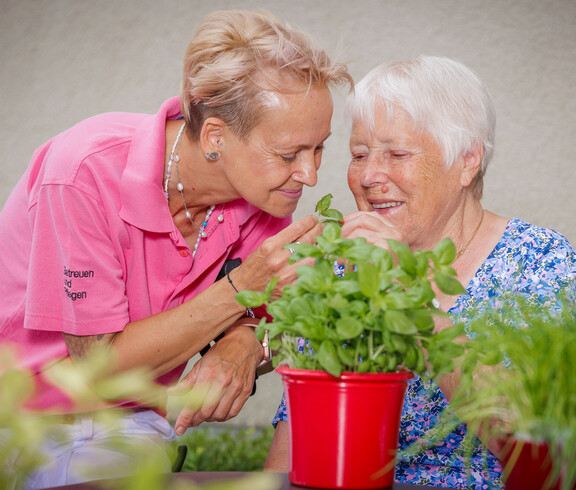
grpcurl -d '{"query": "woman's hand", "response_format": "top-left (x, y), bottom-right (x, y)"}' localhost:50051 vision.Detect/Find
top-left (341, 211), bottom-right (406, 248)
top-left (232, 214), bottom-right (323, 299)
top-left (170, 324), bottom-right (262, 433)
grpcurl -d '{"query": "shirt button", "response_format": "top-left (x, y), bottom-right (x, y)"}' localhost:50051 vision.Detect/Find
top-left (179, 250), bottom-right (189, 257)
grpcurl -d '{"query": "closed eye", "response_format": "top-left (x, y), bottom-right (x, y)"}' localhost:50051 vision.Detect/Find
top-left (351, 153), bottom-right (367, 162)
top-left (281, 154), bottom-right (297, 163)
top-left (389, 149), bottom-right (411, 159)
top-left (282, 144), bottom-right (325, 162)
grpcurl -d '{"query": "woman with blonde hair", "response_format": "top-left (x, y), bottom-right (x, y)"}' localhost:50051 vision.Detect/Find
top-left (0, 9), bottom-right (351, 487)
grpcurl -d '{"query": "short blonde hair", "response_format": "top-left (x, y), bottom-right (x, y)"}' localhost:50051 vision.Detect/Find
top-left (181, 9), bottom-right (352, 140)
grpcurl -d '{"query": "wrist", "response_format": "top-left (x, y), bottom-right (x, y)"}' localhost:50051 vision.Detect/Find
top-left (227, 322), bottom-right (271, 366)
top-left (226, 269), bottom-right (255, 319)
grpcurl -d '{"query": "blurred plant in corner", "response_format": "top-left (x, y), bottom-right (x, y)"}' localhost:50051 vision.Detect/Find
top-left (0, 346), bottom-right (282, 490)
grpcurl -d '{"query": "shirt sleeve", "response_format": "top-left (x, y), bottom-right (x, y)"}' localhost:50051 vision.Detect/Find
top-left (25, 183), bottom-right (130, 335)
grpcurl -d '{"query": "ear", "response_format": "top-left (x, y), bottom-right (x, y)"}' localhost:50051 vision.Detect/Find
top-left (460, 144), bottom-right (483, 188)
top-left (200, 117), bottom-right (225, 156)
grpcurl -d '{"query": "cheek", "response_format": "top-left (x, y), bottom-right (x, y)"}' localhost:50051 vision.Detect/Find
top-left (347, 165), bottom-right (362, 194)
top-left (415, 158), bottom-right (447, 191)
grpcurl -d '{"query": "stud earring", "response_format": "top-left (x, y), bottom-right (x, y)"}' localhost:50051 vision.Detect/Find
top-left (206, 152), bottom-right (219, 160)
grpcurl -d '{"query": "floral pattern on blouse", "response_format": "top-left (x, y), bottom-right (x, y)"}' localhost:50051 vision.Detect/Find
top-left (272, 218), bottom-right (576, 489)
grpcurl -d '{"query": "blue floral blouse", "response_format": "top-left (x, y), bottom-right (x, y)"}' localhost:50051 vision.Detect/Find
top-left (272, 218), bottom-right (576, 489)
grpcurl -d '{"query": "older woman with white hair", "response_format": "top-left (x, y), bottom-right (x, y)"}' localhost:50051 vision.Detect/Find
top-left (265, 56), bottom-right (576, 489)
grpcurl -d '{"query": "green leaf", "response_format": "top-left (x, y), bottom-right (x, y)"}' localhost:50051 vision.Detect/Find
top-left (333, 280), bottom-right (362, 296)
top-left (336, 344), bottom-right (356, 367)
top-left (434, 272), bottom-right (467, 295)
top-left (389, 333), bottom-right (408, 354)
top-left (415, 251), bottom-right (432, 277)
top-left (335, 316), bottom-right (364, 339)
top-left (263, 277), bottom-right (279, 301)
top-left (404, 285), bottom-right (435, 305)
top-left (315, 236), bottom-right (341, 255)
top-left (322, 221), bottom-right (342, 242)
top-left (386, 310), bottom-right (418, 335)
top-left (403, 345), bottom-right (418, 370)
top-left (315, 193), bottom-right (333, 213)
top-left (357, 359), bottom-right (372, 373)
top-left (385, 353), bottom-right (399, 371)
top-left (357, 262), bottom-right (379, 298)
top-left (318, 340), bottom-right (341, 377)
top-left (321, 208), bottom-right (344, 221)
top-left (433, 237), bottom-right (457, 266)
top-left (327, 293), bottom-right (349, 310)
top-left (371, 247), bottom-right (394, 271)
top-left (296, 265), bottom-right (328, 293)
top-left (384, 292), bottom-right (418, 309)
top-left (285, 242), bottom-right (323, 260)
top-left (235, 290), bottom-right (267, 308)
top-left (289, 296), bottom-right (315, 318)
top-left (343, 243), bottom-right (373, 263)
top-left (387, 239), bottom-right (417, 276)
top-left (406, 308), bottom-right (435, 332)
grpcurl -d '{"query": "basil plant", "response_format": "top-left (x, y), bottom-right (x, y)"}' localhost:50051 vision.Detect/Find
top-left (237, 218), bottom-right (466, 378)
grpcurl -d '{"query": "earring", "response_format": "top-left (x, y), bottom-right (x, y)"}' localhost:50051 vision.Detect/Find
top-left (206, 152), bottom-right (219, 160)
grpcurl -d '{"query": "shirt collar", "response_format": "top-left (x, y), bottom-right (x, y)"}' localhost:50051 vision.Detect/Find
top-left (119, 96), bottom-right (181, 232)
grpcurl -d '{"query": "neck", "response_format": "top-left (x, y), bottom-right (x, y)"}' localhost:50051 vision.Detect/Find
top-left (411, 196), bottom-right (484, 254)
top-left (163, 120), bottom-right (236, 210)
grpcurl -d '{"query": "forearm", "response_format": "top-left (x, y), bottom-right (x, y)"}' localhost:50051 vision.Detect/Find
top-left (64, 215), bottom-right (322, 378)
top-left (109, 277), bottom-right (247, 377)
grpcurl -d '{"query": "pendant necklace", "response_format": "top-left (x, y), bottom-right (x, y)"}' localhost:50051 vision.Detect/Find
top-left (431, 210), bottom-right (485, 311)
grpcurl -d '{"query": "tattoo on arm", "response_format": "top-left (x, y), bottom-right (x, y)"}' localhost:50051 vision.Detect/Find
top-left (63, 332), bottom-right (117, 359)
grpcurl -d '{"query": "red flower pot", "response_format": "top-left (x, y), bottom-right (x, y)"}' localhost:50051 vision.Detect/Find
top-left (498, 439), bottom-right (572, 490)
top-left (277, 365), bottom-right (413, 489)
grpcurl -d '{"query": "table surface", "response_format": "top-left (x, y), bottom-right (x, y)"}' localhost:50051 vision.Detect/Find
top-left (41, 471), bottom-right (458, 489)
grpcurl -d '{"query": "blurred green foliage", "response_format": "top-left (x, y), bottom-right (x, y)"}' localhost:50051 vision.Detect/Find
top-left (168, 426), bottom-right (274, 472)
top-left (0, 346), bottom-right (280, 489)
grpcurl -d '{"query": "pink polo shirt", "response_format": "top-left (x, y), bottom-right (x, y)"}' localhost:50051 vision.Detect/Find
top-left (0, 97), bottom-right (291, 412)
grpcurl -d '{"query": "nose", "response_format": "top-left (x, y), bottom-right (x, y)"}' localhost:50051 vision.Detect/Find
top-left (292, 152), bottom-right (320, 187)
top-left (359, 154), bottom-right (389, 188)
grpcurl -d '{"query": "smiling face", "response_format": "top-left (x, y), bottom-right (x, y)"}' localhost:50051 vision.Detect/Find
top-left (220, 85), bottom-right (333, 218)
top-left (347, 105), bottom-right (467, 249)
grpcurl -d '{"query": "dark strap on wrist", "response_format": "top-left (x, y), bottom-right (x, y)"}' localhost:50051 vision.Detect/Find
top-left (199, 258), bottom-right (259, 395)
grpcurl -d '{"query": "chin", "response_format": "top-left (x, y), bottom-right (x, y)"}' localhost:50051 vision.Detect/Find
top-left (265, 203), bottom-right (297, 219)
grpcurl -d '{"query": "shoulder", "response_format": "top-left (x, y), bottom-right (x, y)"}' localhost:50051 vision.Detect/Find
top-left (42, 112), bottom-right (146, 166)
top-left (453, 218), bottom-right (575, 322)
top-left (26, 112), bottom-right (152, 203)
top-left (499, 217), bottom-right (575, 266)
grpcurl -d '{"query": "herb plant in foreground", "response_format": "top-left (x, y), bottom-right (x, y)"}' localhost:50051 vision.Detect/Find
top-left (454, 295), bottom-right (576, 489)
top-left (399, 293), bottom-right (576, 490)
top-left (314, 193), bottom-right (343, 225)
top-left (237, 220), bottom-right (466, 378)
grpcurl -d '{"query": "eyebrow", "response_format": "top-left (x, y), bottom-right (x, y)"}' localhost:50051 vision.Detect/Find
top-left (274, 132), bottom-right (333, 153)
top-left (300, 131), bottom-right (333, 150)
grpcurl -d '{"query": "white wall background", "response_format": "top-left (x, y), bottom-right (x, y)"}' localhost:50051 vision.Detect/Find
top-left (1, 0), bottom-right (575, 428)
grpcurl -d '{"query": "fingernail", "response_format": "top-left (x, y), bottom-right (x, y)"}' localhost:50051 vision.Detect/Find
top-left (176, 426), bottom-right (185, 436)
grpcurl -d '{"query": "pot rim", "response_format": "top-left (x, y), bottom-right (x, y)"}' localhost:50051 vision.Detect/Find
top-left (276, 364), bottom-right (415, 382)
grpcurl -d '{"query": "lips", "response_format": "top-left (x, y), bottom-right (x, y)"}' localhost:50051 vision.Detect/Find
top-left (278, 188), bottom-right (303, 200)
